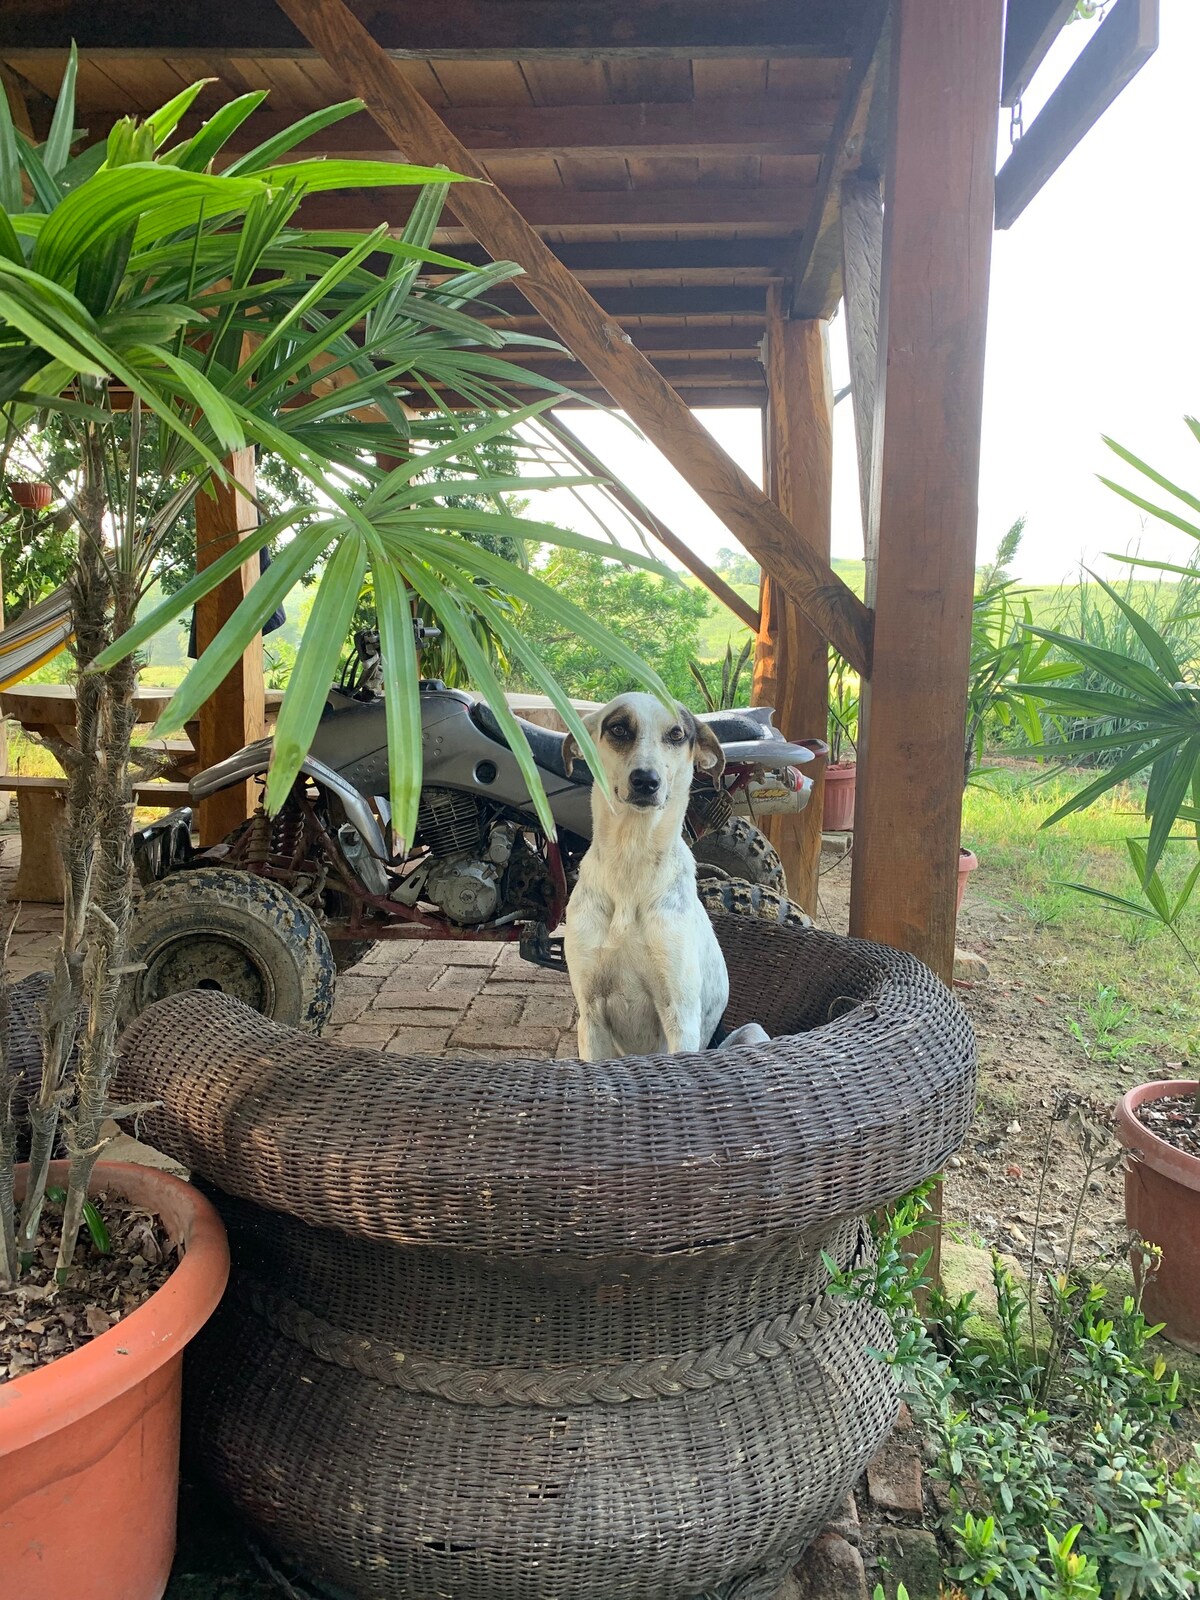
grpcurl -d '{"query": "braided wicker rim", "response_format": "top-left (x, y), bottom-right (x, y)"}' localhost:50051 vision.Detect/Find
top-left (236, 1218), bottom-right (869, 1408)
top-left (115, 918), bottom-right (976, 1258)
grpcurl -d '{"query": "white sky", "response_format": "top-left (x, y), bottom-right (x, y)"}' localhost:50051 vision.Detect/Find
top-left (530, 0), bottom-right (1200, 587)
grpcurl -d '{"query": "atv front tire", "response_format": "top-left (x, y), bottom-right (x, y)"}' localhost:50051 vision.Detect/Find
top-left (126, 868), bottom-right (336, 1033)
top-left (697, 875), bottom-right (813, 930)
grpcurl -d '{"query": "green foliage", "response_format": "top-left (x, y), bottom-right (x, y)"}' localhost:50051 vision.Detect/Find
top-left (712, 545), bottom-right (761, 587)
top-left (966, 519), bottom-right (1067, 789)
top-left (839, 1158), bottom-right (1200, 1600)
top-left (688, 635), bottom-right (754, 711)
top-left (828, 651), bottom-right (860, 763)
top-left (512, 546), bottom-right (713, 707)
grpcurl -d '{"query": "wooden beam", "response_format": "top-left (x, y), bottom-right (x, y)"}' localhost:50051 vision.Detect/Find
top-left (480, 287), bottom-right (770, 320)
top-left (441, 238), bottom-right (795, 277)
top-left (789, 0), bottom-right (891, 319)
top-left (194, 449), bottom-right (266, 847)
top-left (552, 426), bottom-right (760, 633)
top-left (839, 175), bottom-right (883, 594)
top-left (439, 384), bottom-right (769, 412)
top-left (995, 0), bottom-right (1158, 229)
top-left (301, 185), bottom-right (817, 234)
top-left (492, 359), bottom-right (767, 389)
top-left (1001, 0), bottom-right (1077, 106)
top-left (516, 327), bottom-right (766, 358)
top-left (0, 2), bottom-right (864, 57)
top-left (275, 0), bottom-right (874, 677)
top-left (83, 100), bottom-right (839, 160)
top-left (755, 297), bottom-right (832, 914)
top-left (848, 0), bottom-right (1003, 985)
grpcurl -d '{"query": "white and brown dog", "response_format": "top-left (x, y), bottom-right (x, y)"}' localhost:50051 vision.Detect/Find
top-left (562, 692), bottom-right (734, 1060)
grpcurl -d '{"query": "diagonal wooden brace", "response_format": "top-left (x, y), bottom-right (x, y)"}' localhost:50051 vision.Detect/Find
top-left (273, 0), bottom-right (873, 678)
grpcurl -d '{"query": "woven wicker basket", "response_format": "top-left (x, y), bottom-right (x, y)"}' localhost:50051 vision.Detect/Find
top-left (116, 919), bottom-right (976, 1600)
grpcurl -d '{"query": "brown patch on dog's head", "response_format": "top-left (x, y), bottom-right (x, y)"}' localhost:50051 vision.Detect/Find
top-left (680, 705), bottom-right (726, 777)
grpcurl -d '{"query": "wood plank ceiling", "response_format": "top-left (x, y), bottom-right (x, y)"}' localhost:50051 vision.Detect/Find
top-left (0, 1), bottom-right (877, 408)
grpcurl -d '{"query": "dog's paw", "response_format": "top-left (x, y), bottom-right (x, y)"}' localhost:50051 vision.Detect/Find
top-left (716, 1022), bottom-right (771, 1049)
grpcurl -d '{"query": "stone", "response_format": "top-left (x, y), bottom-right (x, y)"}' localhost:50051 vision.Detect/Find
top-left (866, 1434), bottom-right (925, 1516)
top-left (820, 830), bottom-right (853, 857)
top-left (876, 1528), bottom-right (942, 1600)
top-left (789, 1532), bottom-right (869, 1600)
top-left (826, 1493), bottom-right (861, 1545)
top-left (952, 947), bottom-right (989, 984)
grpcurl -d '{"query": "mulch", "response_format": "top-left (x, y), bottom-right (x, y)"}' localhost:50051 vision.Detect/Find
top-left (1136, 1092), bottom-right (1200, 1161)
top-left (0, 1188), bottom-right (179, 1382)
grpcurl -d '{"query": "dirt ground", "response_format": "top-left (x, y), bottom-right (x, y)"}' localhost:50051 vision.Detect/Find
top-left (814, 852), bottom-right (1131, 1277)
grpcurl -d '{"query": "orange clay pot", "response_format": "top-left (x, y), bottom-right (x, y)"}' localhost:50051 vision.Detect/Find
top-left (0, 1160), bottom-right (229, 1600)
top-left (820, 760), bottom-right (857, 832)
top-left (1115, 1081), bottom-right (1200, 1353)
top-left (956, 847), bottom-right (978, 916)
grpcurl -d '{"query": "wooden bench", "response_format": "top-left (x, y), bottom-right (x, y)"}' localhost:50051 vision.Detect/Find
top-left (0, 775), bottom-right (192, 904)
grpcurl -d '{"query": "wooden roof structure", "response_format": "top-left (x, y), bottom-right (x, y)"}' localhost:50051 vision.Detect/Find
top-left (0, 1), bottom-right (1159, 1011)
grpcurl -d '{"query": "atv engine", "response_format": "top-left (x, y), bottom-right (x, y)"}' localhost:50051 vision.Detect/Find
top-left (391, 789), bottom-right (554, 926)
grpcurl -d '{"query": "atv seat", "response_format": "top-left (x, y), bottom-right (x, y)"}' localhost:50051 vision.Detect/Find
top-left (470, 702), bottom-right (595, 786)
top-left (694, 710), bottom-right (773, 742)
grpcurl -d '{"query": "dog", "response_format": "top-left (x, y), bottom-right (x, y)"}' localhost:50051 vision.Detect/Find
top-left (562, 692), bottom-right (734, 1060)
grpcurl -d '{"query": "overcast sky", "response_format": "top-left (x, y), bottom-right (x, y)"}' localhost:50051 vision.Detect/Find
top-left (533, 0), bottom-right (1200, 587)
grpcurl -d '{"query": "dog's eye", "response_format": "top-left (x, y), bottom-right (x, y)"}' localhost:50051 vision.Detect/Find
top-left (666, 726), bottom-right (686, 743)
top-left (607, 722), bottom-right (633, 742)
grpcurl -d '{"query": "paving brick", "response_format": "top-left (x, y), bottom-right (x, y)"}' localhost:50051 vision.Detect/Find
top-left (492, 948), bottom-right (569, 984)
top-left (328, 991), bottom-right (373, 1025)
top-left (520, 993), bottom-right (577, 1029)
top-left (406, 940), bottom-right (502, 967)
top-left (427, 966), bottom-right (490, 1000)
top-left (866, 1433), bottom-right (925, 1516)
top-left (449, 1023), bottom-right (561, 1052)
top-left (383, 1025), bottom-right (454, 1054)
top-left (787, 1532), bottom-right (869, 1600)
top-left (368, 986), bottom-right (467, 1013)
top-left (556, 1029), bottom-right (580, 1059)
top-left (463, 995), bottom-right (524, 1028)
top-left (327, 1022), bottom-right (398, 1047)
top-left (335, 973), bottom-right (384, 996)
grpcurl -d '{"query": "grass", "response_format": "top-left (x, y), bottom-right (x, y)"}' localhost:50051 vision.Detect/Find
top-left (963, 764), bottom-right (1200, 1069)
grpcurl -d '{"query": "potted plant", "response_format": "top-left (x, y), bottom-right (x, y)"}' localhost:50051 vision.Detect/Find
top-left (7, 480), bottom-right (53, 511)
top-left (822, 650), bottom-right (858, 831)
top-left (1014, 420), bottom-right (1200, 1346)
top-left (0, 56), bottom-right (660, 1596)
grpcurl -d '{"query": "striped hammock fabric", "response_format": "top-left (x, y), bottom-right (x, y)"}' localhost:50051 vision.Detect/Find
top-left (0, 585), bottom-right (73, 691)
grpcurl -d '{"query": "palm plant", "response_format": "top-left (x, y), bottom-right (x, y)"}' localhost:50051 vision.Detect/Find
top-left (1015, 423), bottom-right (1200, 891)
top-left (687, 636), bottom-right (754, 712)
top-left (827, 651), bottom-right (859, 765)
top-left (0, 58), bottom-right (668, 1285)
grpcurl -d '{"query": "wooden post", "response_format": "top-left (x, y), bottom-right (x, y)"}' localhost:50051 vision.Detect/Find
top-left (273, 0), bottom-right (873, 679)
top-left (754, 294), bottom-right (832, 915)
top-left (193, 448), bottom-right (265, 845)
top-left (849, 0), bottom-right (1002, 985)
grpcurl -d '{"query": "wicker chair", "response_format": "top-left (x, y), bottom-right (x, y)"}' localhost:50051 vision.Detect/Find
top-left (115, 918), bottom-right (976, 1600)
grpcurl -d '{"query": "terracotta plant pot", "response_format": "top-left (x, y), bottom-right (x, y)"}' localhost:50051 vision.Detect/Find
top-left (1115, 1081), bottom-right (1200, 1352)
top-left (956, 846), bottom-right (978, 916)
top-left (9, 481), bottom-right (53, 511)
top-left (0, 1160), bottom-right (230, 1600)
top-left (821, 760), bottom-right (857, 831)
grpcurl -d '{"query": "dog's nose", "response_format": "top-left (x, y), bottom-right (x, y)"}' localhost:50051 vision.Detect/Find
top-left (628, 768), bottom-right (660, 796)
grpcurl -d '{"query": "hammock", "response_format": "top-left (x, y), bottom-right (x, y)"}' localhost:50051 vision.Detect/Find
top-left (0, 585), bottom-right (73, 691)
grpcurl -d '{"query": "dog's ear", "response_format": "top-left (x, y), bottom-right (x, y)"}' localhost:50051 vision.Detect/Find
top-left (561, 710), bottom-right (602, 776)
top-left (685, 707), bottom-right (726, 777)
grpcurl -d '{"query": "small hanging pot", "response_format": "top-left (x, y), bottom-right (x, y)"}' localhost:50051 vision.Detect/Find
top-left (9, 481), bottom-right (54, 512)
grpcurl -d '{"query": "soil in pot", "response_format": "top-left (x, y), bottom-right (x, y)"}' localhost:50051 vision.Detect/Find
top-left (0, 1188), bottom-right (180, 1383)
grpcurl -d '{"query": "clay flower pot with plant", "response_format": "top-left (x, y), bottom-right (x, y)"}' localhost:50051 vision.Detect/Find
top-left (823, 650), bottom-right (858, 831)
top-left (1011, 420), bottom-right (1200, 1351)
top-left (0, 55), bottom-right (653, 1600)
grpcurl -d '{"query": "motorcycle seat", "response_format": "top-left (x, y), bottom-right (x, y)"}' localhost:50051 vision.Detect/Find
top-left (694, 710), bottom-right (771, 742)
top-left (470, 702), bottom-right (595, 786)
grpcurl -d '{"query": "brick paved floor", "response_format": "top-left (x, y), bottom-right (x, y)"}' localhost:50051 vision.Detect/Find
top-left (0, 827), bottom-right (581, 1059)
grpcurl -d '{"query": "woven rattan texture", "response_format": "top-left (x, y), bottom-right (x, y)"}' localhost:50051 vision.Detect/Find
top-left (113, 919), bottom-right (974, 1600)
top-left (118, 919), bottom-right (976, 1257)
top-left (186, 1213), bottom-right (897, 1600)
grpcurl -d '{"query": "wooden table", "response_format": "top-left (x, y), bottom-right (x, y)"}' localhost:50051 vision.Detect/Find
top-left (0, 683), bottom-right (283, 903)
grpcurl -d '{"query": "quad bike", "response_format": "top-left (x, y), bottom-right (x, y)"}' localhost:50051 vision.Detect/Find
top-left (127, 624), bottom-right (825, 1032)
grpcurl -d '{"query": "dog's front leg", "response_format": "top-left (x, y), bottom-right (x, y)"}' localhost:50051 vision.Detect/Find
top-left (578, 1005), bottom-right (620, 1062)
